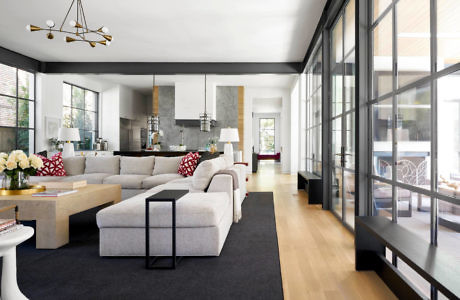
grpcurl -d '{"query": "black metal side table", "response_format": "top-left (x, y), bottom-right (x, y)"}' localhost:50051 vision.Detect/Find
top-left (145, 189), bottom-right (188, 269)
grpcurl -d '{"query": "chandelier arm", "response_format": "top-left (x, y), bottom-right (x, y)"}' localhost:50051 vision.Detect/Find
top-left (60, 0), bottom-right (76, 31)
top-left (80, 0), bottom-right (89, 34)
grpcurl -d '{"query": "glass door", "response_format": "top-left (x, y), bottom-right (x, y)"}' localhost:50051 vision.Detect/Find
top-left (330, 0), bottom-right (356, 229)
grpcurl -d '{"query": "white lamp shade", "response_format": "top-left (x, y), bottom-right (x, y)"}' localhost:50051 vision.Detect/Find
top-left (58, 127), bottom-right (80, 141)
top-left (219, 128), bottom-right (239, 142)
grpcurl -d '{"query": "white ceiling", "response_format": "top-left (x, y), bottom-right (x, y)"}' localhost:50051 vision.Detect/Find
top-left (0, 0), bottom-right (326, 62)
top-left (86, 74), bottom-right (298, 95)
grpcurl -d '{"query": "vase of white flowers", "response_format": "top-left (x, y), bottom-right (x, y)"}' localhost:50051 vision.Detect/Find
top-left (0, 150), bottom-right (44, 190)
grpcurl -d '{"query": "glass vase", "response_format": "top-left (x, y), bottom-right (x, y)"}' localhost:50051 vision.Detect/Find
top-left (2, 171), bottom-right (29, 190)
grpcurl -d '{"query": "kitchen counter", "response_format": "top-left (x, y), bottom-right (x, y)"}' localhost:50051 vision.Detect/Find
top-left (113, 150), bottom-right (223, 157)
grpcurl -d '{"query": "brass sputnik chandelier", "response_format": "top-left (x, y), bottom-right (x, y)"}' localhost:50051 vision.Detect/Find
top-left (26, 0), bottom-right (113, 48)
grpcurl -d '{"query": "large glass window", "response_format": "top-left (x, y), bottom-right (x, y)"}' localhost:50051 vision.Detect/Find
top-left (306, 40), bottom-right (323, 176)
top-left (0, 63), bottom-right (35, 154)
top-left (370, 0), bottom-right (460, 296)
top-left (62, 83), bottom-right (98, 151)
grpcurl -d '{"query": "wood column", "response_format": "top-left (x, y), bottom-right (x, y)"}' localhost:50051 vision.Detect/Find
top-left (153, 86), bottom-right (159, 115)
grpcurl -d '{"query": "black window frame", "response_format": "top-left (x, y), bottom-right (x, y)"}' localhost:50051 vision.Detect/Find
top-left (0, 62), bottom-right (36, 154)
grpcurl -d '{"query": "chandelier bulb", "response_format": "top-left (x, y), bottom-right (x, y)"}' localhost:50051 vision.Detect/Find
top-left (101, 26), bottom-right (109, 33)
top-left (69, 20), bottom-right (77, 27)
top-left (26, 24), bottom-right (31, 31)
top-left (46, 20), bottom-right (55, 28)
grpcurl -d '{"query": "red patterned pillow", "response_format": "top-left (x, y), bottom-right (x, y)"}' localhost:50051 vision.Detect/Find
top-left (36, 152), bottom-right (67, 176)
top-left (178, 152), bottom-right (200, 177)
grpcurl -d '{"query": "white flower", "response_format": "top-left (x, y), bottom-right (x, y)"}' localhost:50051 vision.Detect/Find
top-left (0, 165), bottom-right (4, 173)
top-left (0, 152), bottom-right (8, 160)
top-left (6, 160), bottom-right (17, 170)
top-left (7, 153), bottom-right (16, 163)
top-left (16, 152), bottom-right (28, 162)
top-left (19, 159), bottom-right (30, 169)
top-left (29, 154), bottom-right (44, 169)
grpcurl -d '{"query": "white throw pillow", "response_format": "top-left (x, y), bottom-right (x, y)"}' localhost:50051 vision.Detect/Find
top-left (152, 156), bottom-right (183, 175)
top-left (192, 157), bottom-right (226, 191)
top-left (120, 156), bottom-right (155, 175)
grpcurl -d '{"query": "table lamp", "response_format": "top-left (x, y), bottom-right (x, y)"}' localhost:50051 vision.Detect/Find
top-left (219, 128), bottom-right (239, 158)
top-left (58, 127), bottom-right (80, 157)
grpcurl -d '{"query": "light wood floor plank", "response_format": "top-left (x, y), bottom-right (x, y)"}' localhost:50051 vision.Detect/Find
top-left (247, 162), bottom-right (396, 300)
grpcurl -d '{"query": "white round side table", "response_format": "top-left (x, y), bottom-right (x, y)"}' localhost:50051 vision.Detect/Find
top-left (0, 226), bottom-right (34, 300)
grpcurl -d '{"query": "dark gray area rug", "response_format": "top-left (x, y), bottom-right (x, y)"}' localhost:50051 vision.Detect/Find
top-left (6, 192), bottom-right (283, 300)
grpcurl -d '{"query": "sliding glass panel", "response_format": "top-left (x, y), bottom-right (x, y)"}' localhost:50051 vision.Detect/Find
top-left (0, 96), bottom-right (17, 127)
top-left (373, 179), bottom-right (393, 218)
top-left (372, 11), bottom-right (393, 99)
top-left (0, 127), bottom-right (16, 153)
top-left (438, 200), bottom-right (460, 260)
top-left (0, 64), bottom-right (16, 97)
top-left (344, 0), bottom-right (355, 57)
top-left (345, 113), bottom-right (355, 169)
top-left (372, 98), bottom-right (392, 178)
top-left (437, 0), bottom-right (460, 70)
top-left (17, 129), bottom-right (34, 155)
top-left (332, 69), bottom-right (343, 117)
top-left (344, 170), bottom-right (355, 228)
top-left (331, 16), bottom-right (343, 117)
top-left (18, 100), bottom-right (34, 128)
top-left (332, 16), bottom-right (343, 68)
top-left (332, 118), bottom-right (342, 166)
top-left (332, 168), bottom-right (342, 217)
top-left (396, 83), bottom-right (431, 189)
top-left (72, 86), bottom-right (85, 109)
top-left (344, 50), bottom-right (356, 112)
top-left (17, 70), bottom-right (34, 100)
top-left (437, 71), bottom-right (460, 199)
top-left (396, 187), bottom-right (430, 243)
top-left (373, 0), bottom-right (392, 22)
top-left (397, 0), bottom-right (431, 88)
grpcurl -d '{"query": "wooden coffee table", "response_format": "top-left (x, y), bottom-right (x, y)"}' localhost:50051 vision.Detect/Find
top-left (0, 184), bottom-right (121, 249)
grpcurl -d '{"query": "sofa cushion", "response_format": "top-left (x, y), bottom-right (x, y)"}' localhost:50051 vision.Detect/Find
top-left (63, 156), bottom-right (86, 176)
top-left (152, 156), bottom-right (183, 175)
top-left (96, 191), bottom-right (230, 228)
top-left (220, 154), bottom-right (234, 169)
top-left (192, 157), bottom-right (226, 191)
top-left (142, 174), bottom-right (185, 189)
top-left (120, 156), bottom-right (155, 175)
top-left (85, 156), bottom-right (120, 174)
top-left (103, 175), bottom-right (149, 189)
top-left (62, 173), bottom-right (113, 184)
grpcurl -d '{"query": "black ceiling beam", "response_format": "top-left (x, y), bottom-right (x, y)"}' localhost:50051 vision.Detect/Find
top-left (0, 47), bottom-right (42, 73)
top-left (41, 62), bottom-right (301, 74)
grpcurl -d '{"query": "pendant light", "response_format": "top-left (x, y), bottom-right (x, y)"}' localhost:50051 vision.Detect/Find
top-left (200, 74), bottom-right (212, 132)
top-left (148, 75), bottom-right (160, 134)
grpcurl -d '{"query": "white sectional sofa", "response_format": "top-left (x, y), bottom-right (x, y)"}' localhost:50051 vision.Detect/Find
top-left (29, 154), bottom-right (247, 256)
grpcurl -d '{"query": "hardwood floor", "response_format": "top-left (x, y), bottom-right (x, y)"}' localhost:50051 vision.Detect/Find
top-left (247, 161), bottom-right (396, 300)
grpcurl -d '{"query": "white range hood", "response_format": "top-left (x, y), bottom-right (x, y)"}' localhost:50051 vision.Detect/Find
top-left (174, 75), bottom-right (216, 121)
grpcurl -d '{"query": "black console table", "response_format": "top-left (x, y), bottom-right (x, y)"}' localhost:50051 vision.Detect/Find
top-left (355, 216), bottom-right (460, 300)
top-left (145, 190), bottom-right (188, 269)
top-left (297, 171), bottom-right (322, 205)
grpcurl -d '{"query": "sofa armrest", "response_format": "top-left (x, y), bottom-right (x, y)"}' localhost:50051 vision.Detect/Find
top-left (207, 174), bottom-right (233, 200)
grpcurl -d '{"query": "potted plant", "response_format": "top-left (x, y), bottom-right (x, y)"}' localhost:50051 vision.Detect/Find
top-left (0, 150), bottom-right (44, 190)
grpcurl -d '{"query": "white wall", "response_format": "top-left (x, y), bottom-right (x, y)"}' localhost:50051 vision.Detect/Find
top-left (36, 74), bottom-right (148, 152)
top-left (244, 87), bottom-right (292, 173)
top-left (290, 77), bottom-right (300, 175)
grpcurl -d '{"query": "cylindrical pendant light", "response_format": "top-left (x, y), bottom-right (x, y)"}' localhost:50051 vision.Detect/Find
top-left (200, 74), bottom-right (211, 132)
